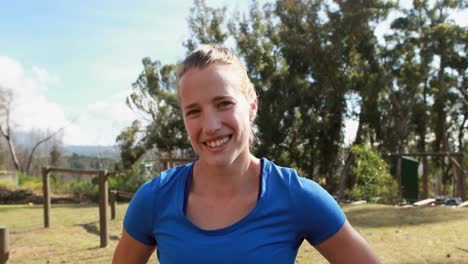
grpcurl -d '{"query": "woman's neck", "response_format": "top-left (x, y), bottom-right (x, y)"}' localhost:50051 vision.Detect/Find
top-left (192, 154), bottom-right (261, 198)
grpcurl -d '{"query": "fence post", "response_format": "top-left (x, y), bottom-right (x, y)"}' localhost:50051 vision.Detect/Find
top-left (42, 167), bottom-right (51, 228)
top-left (0, 226), bottom-right (9, 264)
top-left (110, 190), bottom-right (116, 220)
top-left (99, 170), bottom-right (109, 248)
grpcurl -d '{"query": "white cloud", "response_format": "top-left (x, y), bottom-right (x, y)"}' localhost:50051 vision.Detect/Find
top-left (0, 57), bottom-right (23, 89)
top-left (0, 56), bottom-right (69, 132)
top-left (0, 56), bottom-right (139, 146)
top-left (63, 89), bottom-right (140, 146)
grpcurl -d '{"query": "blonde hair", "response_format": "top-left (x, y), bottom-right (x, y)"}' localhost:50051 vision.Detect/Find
top-left (177, 44), bottom-right (257, 103)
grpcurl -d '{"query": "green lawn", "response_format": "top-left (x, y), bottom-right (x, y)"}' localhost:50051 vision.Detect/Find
top-left (1, 203), bottom-right (467, 263)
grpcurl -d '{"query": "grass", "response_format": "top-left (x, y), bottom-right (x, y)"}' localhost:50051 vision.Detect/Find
top-left (0, 203), bottom-right (467, 263)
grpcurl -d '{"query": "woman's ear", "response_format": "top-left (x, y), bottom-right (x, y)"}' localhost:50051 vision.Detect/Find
top-left (249, 98), bottom-right (258, 122)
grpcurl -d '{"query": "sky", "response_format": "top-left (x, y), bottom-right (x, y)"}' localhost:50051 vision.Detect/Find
top-left (0, 1), bottom-right (466, 146)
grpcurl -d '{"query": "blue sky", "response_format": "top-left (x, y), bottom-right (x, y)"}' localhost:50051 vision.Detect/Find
top-left (1, 0), bottom-right (192, 107)
top-left (0, 0), bottom-right (466, 146)
top-left (0, 0), bottom-right (245, 145)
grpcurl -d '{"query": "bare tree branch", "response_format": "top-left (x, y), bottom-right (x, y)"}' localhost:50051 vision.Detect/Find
top-left (25, 127), bottom-right (65, 175)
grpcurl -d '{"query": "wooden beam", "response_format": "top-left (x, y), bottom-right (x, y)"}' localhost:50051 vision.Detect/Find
top-left (46, 167), bottom-right (102, 176)
top-left (115, 191), bottom-right (134, 200)
top-left (385, 152), bottom-right (464, 157)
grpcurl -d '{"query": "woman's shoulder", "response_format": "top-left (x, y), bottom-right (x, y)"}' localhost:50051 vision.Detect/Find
top-left (262, 158), bottom-right (313, 188)
top-left (262, 157), bottom-right (337, 203)
top-left (262, 159), bottom-right (346, 245)
top-left (157, 162), bottom-right (193, 186)
top-left (261, 157), bottom-right (297, 180)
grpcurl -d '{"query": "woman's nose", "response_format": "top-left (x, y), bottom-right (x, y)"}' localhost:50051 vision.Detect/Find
top-left (202, 110), bottom-right (222, 134)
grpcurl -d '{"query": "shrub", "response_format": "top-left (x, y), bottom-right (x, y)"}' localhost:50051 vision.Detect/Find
top-left (18, 171), bottom-right (43, 193)
top-left (346, 143), bottom-right (400, 204)
top-left (108, 163), bottom-right (152, 194)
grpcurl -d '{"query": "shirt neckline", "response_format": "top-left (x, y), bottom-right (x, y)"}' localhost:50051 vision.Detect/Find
top-left (179, 157), bottom-right (269, 235)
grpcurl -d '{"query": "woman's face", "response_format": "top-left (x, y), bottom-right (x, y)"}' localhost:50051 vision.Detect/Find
top-left (178, 63), bottom-right (257, 167)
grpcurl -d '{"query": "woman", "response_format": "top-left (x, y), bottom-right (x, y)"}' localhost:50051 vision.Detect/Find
top-left (113, 45), bottom-right (381, 263)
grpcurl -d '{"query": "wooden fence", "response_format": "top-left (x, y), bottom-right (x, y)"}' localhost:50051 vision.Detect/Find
top-left (42, 167), bottom-right (115, 248)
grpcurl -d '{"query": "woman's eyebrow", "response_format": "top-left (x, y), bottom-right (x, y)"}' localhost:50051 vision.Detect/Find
top-left (212, 96), bottom-right (234, 102)
top-left (183, 103), bottom-right (199, 111)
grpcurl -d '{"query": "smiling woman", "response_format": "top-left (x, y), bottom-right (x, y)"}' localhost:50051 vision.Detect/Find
top-left (113, 45), bottom-right (381, 264)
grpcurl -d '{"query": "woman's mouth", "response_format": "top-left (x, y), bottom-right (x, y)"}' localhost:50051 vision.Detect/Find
top-left (204, 135), bottom-right (231, 148)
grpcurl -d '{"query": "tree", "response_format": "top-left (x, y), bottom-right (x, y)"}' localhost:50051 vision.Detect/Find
top-left (116, 120), bottom-right (146, 170)
top-left (384, 0), bottom-right (467, 195)
top-left (118, 0), bottom-right (466, 197)
top-left (0, 87), bottom-right (21, 171)
top-left (0, 86), bottom-right (64, 175)
top-left (0, 138), bottom-right (5, 169)
top-left (184, 0), bottom-right (228, 52)
top-left (117, 58), bottom-right (193, 170)
top-left (49, 143), bottom-right (63, 167)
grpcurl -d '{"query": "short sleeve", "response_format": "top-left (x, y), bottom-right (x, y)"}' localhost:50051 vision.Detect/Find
top-left (123, 180), bottom-right (157, 246)
top-left (291, 174), bottom-right (346, 246)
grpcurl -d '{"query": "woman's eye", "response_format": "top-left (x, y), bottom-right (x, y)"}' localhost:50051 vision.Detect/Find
top-left (218, 101), bottom-right (233, 108)
top-left (185, 109), bottom-right (200, 117)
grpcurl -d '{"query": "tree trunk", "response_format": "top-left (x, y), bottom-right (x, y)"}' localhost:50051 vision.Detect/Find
top-left (0, 127), bottom-right (21, 172)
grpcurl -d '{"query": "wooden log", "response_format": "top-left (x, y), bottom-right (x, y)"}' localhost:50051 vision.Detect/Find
top-left (110, 191), bottom-right (116, 221)
top-left (42, 167), bottom-right (51, 228)
top-left (98, 170), bottom-right (109, 248)
top-left (115, 191), bottom-right (134, 200)
top-left (0, 226), bottom-right (9, 264)
top-left (351, 200), bottom-right (367, 205)
top-left (46, 167), bottom-right (101, 176)
top-left (413, 198), bottom-right (436, 206)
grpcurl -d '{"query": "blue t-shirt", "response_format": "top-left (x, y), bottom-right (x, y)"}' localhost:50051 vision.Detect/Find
top-left (124, 158), bottom-right (346, 263)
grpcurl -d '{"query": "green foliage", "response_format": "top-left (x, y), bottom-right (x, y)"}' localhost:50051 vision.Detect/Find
top-left (115, 120), bottom-right (146, 170)
top-left (62, 180), bottom-right (99, 202)
top-left (117, 57), bottom-right (193, 169)
top-left (117, 0), bottom-right (466, 195)
top-left (18, 171), bottom-right (42, 192)
top-left (347, 143), bottom-right (399, 204)
top-left (109, 163), bottom-right (152, 193)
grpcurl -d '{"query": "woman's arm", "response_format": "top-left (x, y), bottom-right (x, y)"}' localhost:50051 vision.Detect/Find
top-left (113, 229), bottom-right (155, 264)
top-left (315, 220), bottom-right (381, 264)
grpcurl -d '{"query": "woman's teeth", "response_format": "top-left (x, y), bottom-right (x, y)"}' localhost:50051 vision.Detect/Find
top-left (206, 136), bottom-right (229, 148)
